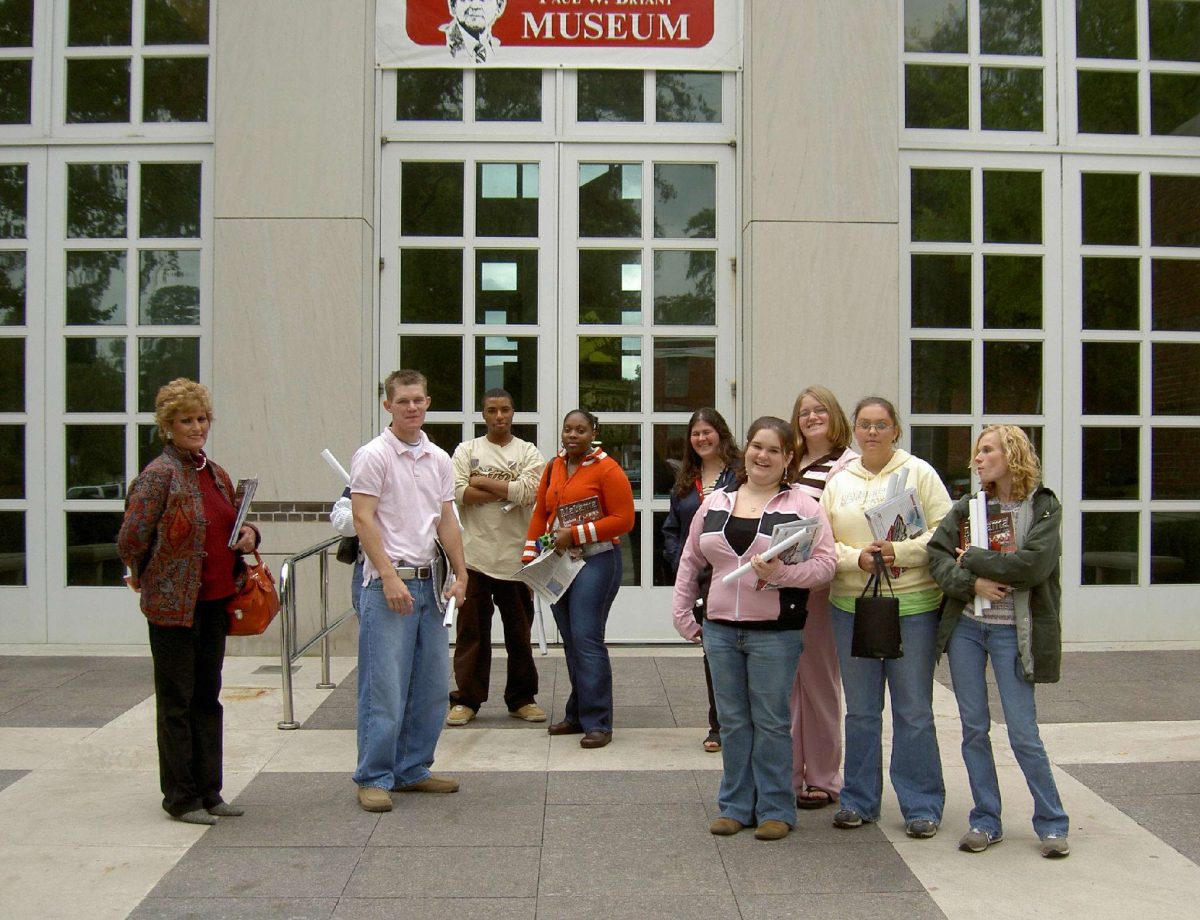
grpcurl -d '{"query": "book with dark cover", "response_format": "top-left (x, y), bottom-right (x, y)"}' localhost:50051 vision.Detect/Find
top-left (959, 507), bottom-right (1017, 553)
top-left (556, 496), bottom-right (602, 527)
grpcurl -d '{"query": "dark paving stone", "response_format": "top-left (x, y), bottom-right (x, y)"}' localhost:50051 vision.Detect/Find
top-left (149, 847), bottom-right (361, 899)
top-left (301, 704), bottom-right (357, 730)
top-left (0, 657), bottom-right (154, 726)
top-left (539, 803), bottom-right (726, 896)
top-left (0, 690), bottom-right (151, 727)
top-left (536, 891), bottom-right (740, 920)
top-left (0, 688), bottom-right (40, 715)
top-left (666, 704), bottom-right (715, 729)
top-left (611, 684), bottom-right (669, 706)
top-left (368, 772), bottom-right (545, 847)
top-left (195, 801), bottom-right (381, 848)
top-left (547, 770), bottom-right (702, 805)
top-left (737, 892), bottom-right (947, 919)
top-left (230, 771), bottom-right (354, 807)
top-left (0, 658), bottom-right (97, 690)
top-left (345, 846), bottom-right (541, 898)
top-left (720, 838), bottom-right (925, 896)
top-left (611, 705), bottom-right (677, 728)
top-left (0, 769), bottom-right (29, 792)
top-left (129, 897), bottom-right (338, 920)
top-left (1064, 761), bottom-right (1200, 865)
top-left (60, 658), bottom-right (154, 688)
top-left (331, 898), bottom-right (536, 919)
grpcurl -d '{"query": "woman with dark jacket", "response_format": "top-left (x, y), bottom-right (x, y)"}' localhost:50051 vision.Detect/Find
top-left (673, 416), bottom-right (836, 841)
top-left (662, 407), bottom-right (739, 752)
top-left (927, 425), bottom-right (1070, 859)
top-left (118, 378), bottom-right (259, 825)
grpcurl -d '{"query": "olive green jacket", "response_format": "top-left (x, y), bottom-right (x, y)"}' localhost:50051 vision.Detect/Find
top-left (929, 486), bottom-right (1063, 683)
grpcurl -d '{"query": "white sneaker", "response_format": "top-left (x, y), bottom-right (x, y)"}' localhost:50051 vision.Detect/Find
top-left (446, 704), bottom-right (475, 726)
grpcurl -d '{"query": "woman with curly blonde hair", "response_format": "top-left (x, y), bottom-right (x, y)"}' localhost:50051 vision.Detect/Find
top-left (118, 378), bottom-right (260, 825)
top-left (927, 425), bottom-right (1070, 859)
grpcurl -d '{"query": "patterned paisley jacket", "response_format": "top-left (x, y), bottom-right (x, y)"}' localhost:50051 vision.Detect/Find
top-left (118, 443), bottom-right (256, 627)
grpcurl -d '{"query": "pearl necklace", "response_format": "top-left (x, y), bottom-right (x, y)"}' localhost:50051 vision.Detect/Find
top-left (193, 451), bottom-right (208, 472)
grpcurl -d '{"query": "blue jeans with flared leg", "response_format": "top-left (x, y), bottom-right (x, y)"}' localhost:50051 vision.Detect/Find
top-left (551, 548), bottom-right (621, 733)
top-left (353, 576), bottom-right (449, 790)
top-left (831, 606), bottom-right (944, 824)
top-left (947, 615), bottom-right (1069, 838)
top-left (703, 619), bottom-right (805, 827)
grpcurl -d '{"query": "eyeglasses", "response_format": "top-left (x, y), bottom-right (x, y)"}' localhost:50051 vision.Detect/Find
top-left (797, 407), bottom-right (829, 419)
top-left (856, 421), bottom-right (893, 433)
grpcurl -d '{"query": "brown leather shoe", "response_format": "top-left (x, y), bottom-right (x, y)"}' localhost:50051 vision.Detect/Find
top-left (547, 719), bottom-right (583, 736)
top-left (579, 730), bottom-right (612, 749)
top-left (754, 819), bottom-right (791, 841)
top-left (709, 817), bottom-right (746, 836)
top-left (396, 774), bottom-right (459, 793)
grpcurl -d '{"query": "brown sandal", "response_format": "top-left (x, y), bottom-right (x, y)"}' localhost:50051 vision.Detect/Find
top-left (702, 730), bottom-right (721, 753)
top-left (796, 788), bottom-right (836, 809)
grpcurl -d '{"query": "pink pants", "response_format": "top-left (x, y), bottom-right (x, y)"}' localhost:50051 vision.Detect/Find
top-left (790, 588), bottom-right (843, 795)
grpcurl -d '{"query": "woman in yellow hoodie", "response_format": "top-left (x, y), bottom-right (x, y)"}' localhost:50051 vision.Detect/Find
top-left (819, 396), bottom-right (952, 839)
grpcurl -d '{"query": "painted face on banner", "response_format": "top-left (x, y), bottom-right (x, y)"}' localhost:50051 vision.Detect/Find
top-left (450, 0), bottom-right (506, 37)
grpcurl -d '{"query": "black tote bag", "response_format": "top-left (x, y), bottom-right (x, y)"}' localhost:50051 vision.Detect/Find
top-left (852, 551), bottom-right (903, 659)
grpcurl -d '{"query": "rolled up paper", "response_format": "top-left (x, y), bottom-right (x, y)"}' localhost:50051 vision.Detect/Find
top-left (443, 595), bottom-right (457, 628)
top-left (721, 526), bottom-right (812, 584)
top-left (321, 449), bottom-right (351, 486)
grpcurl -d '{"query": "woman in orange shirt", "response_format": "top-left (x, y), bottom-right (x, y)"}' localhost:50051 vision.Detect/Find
top-left (523, 409), bottom-right (635, 749)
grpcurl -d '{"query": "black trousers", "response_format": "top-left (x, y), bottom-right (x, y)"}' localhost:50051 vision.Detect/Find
top-left (147, 597), bottom-right (228, 817)
top-left (449, 569), bottom-right (539, 712)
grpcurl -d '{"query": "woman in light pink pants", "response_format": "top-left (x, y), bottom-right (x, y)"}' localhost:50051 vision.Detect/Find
top-left (788, 386), bottom-right (856, 808)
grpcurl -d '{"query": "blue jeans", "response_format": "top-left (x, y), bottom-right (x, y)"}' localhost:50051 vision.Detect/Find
top-left (703, 620), bottom-right (804, 827)
top-left (551, 548), bottom-right (621, 733)
top-left (831, 607), bottom-right (944, 823)
top-left (353, 576), bottom-right (449, 790)
top-left (947, 615), bottom-right (1069, 838)
top-left (351, 559), bottom-right (364, 613)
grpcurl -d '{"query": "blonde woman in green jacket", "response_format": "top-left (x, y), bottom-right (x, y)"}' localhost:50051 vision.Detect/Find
top-left (927, 425), bottom-right (1069, 859)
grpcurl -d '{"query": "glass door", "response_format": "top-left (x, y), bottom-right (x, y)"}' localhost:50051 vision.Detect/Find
top-left (560, 142), bottom-right (737, 640)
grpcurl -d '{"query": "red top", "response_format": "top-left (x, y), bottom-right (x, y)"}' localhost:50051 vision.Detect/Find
top-left (197, 463), bottom-right (239, 600)
top-left (522, 447), bottom-right (635, 563)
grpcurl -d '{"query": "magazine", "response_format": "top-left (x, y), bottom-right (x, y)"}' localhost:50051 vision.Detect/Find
top-left (762, 515), bottom-right (822, 589)
top-left (511, 549), bottom-right (587, 605)
top-left (958, 506), bottom-right (1016, 554)
top-left (863, 487), bottom-right (927, 577)
top-left (227, 476), bottom-right (258, 549)
top-left (555, 496), bottom-right (602, 528)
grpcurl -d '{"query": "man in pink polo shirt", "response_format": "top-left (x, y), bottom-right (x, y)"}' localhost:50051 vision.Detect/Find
top-left (350, 369), bottom-right (469, 813)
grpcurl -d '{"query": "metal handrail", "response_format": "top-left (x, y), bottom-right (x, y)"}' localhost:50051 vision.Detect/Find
top-left (276, 535), bottom-right (356, 729)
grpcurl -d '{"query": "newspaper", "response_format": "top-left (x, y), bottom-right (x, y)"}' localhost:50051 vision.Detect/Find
top-left (863, 487), bottom-right (926, 577)
top-left (227, 476), bottom-right (258, 549)
top-left (511, 549), bottom-right (586, 605)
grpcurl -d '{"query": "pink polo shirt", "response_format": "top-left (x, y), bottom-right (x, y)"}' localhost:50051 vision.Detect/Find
top-left (350, 428), bottom-right (454, 582)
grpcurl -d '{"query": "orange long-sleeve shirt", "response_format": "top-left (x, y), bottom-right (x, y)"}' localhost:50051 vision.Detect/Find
top-left (522, 447), bottom-right (635, 563)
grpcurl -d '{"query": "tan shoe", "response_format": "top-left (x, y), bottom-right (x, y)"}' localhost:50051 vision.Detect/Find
top-left (357, 786), bottom-right (392, 812)
top-left (446, 704), bottom-right (475, 726)
top-left (709, 817), bottom-right (746, 836)
top-left (397, 774), bottom-right (460, 794)
top-left (754, 820), bottom-right (791, 841)
top-left (509, 703), bottom-right (547, 722)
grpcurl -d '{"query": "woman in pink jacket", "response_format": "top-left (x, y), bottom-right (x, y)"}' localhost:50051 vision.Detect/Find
top-left (673, 416), bottom-right (836, 841)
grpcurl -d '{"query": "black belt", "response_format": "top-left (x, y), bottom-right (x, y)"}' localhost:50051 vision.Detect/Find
top-left (393, 563), bottom-right (433, 580)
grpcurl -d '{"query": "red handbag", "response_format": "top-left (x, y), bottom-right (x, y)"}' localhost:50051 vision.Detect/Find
top-left (226, 550), bottom-right (281, 636)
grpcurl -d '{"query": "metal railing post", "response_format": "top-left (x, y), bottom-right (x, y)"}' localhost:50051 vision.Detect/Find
top-left (316, 548), bottom-right (334, 690)
top-left (277, 556), bottom-right (300, 729)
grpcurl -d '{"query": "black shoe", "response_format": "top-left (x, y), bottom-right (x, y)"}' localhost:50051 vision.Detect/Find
top-left (905, 818), bottom-right (939, 839)
top-left (833, 808), bottom-right (865, 829)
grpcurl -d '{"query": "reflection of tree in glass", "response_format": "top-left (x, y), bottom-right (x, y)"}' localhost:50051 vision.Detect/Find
top-left (653, 170), bottom-right (715, 239)
top-left (0, 251), bottom-right (25, 325)
top-left (0, 339), bottom-right (22, 411)
top-left (67, 164), bottom-right (128, 239)
top-left (0, 1), bottom-right (33, 46)
top-left (144, 57), bottom-right (208, 122)
top-left (145, 0), bottom-right (210, 44)
top-left (140, 250), bottom-right (199, 324)
top-left (981, 67), bottom-right (1042, 131)
top-left (578, 336), bottom-right (641, 412)
top-left (397, 69), bottom-right (463, 120)
top-left (578, 70), bottom-right (642, 122)
top-left (0, 424), bottom-right (21, 499)
top-left (904, 0), bottom-right (968, 52)
top-left (66, 425), bottom-right (124, 494)
top-left (476, 69), bottom-right (541, 121)
top-left (656, 72), bottom-right (720, 122)
top-left (906, 64), bottom-right (969, 129)
top-left (580, 166), bottom-right (641, 238)
top-left (979, 0), bottom-right (1043, 55)
top-left (66, 251), bottom-right (125, 325)
top-left (0, 164), bottom-right (27, 239)
top-left (137, 336), bottom-right (198, 412)
top-left (1076, 0), bottom-right (1137, 60)
top-left (66, 338), bottom-right (126, 412)
top-left (0, 59), bottom-right (33, 124)
top-left (654, 250), bottom-right (715, 325)
top-left (1149, 1), bottom-right (1200, 63)
top-left (140, 163), bottom-right (201, 238)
